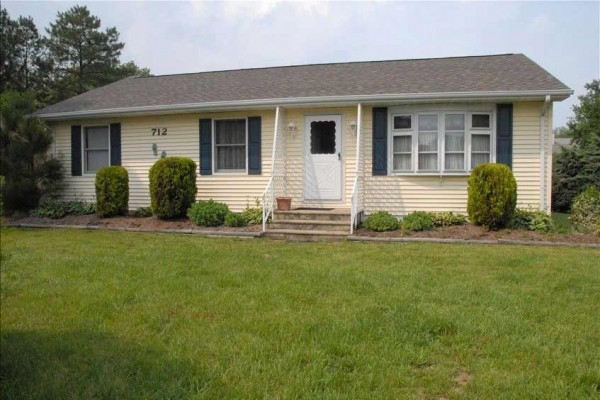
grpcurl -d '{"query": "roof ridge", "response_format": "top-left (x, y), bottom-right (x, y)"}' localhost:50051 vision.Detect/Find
top-left (137, 53), bottom-right (518, 79)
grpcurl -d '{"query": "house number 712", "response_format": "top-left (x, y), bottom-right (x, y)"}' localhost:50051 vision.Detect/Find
top-left (151, 128), bottom-right (167, 136)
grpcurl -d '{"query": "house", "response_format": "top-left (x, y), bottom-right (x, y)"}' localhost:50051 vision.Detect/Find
top-left (36, 54), bottom-right (572, 235)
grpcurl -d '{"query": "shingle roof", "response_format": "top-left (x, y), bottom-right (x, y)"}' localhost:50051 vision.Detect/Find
top-left (37, 54), bottom-right (571, 117)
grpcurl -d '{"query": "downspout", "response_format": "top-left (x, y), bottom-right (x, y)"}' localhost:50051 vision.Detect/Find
top-left (540, 95), bottom-right (551, 212)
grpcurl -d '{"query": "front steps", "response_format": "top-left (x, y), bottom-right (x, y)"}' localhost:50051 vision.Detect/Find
top-left (266, 208), bottom-right (351, 241)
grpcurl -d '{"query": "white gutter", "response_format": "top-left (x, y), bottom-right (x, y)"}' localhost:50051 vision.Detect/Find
top-left (540, 94), bottom-right (551, 212)
top-left (37, 89), bottom-right (573, 121)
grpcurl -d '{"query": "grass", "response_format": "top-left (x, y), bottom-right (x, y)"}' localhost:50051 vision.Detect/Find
top-left (552, 212), bottom-right (573, 233)
top-left (1, 228), bottom-right (599, 399)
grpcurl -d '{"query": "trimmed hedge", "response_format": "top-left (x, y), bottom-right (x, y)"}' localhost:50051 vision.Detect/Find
top-left (187, 200), bottom-right (230, 226)
top-left (571, 186), bottom-right (600, 234)
top-left (467, 163), bottom-right (517, 230)
top-left (95, 166), bottom-right (129, 217)
top-left (364, 211), bottom-right (399, 232)
top-left (149, 157), bottom-right (197, 219)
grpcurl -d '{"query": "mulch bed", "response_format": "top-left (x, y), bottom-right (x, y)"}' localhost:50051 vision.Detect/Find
top-left (354, 224), bottom-right (600, 244)
top-left (5, 214), bottom-right (262, 233)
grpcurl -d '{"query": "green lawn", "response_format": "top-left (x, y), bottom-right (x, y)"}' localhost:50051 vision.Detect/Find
top-left (1, 229), bottom-right (599, 399)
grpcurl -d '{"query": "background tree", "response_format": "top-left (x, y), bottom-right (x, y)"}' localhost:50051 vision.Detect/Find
top-left (552, 80), bottom-right (600, 212)
top-left (0, 91), bottom-right (64, 211)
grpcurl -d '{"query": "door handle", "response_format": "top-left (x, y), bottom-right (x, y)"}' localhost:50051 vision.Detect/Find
top-left (338, 152), bottom-right (341, 160)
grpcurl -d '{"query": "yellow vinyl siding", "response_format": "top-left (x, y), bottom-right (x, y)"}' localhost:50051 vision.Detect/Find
top-left (362, 102), bottom-right (550, 216)
top-left (51, 110), bottom-right (274, 211)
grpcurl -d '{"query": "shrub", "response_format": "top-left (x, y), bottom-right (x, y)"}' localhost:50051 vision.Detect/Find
top-left (30, 200), bottom-right (95, 219)
top-left (133, 207), bottom-right (153, 218)
top-left (241, 199), bottom-right (263, 225)
top-left (363, 211), bottom-right (399, 232)
top-left (187, 200), bottom-right (230, 226)
top-left (570, 186), bottom-right (600, 233)
top-left (510, 209), bottom-right (555, 233)
top-left (429, 211), bottom-right (467, 227)
top-left (149, 157), bottom-right (197, 219)
top-left (225, 212), bottom-right (247, 227)
top-left (402, 211), bottom-right (435, 231)
top-left (95, 166), bottom-right (128, 218)
top-left (467, 163), bottom-right (517, 230)
top-left (0, 175), bottom-right (4, 217)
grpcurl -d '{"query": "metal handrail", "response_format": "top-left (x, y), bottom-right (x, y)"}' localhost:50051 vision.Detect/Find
top-left (261, 176), bottom-right (274, 233)
top-left (349, 103), bottom-right (363, 234)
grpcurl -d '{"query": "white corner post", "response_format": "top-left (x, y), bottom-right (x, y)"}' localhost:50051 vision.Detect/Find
top-left (540, 95), bottom-right (551, 212)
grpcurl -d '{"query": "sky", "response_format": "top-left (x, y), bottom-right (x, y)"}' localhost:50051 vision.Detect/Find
top-left (4, 1), bottom-right (599, 127)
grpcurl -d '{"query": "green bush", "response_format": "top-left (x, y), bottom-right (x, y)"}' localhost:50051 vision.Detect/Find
top-left (225, 212), bottom-right (247, 227)
top-left (95, 166), bottom-right (128, 218)
top-left (133, 207), bottom-right (153, 218)
top-left (467, 163), bottom-right (517, 230)
top-left (0, 175), bottom-right (4, 217)
top-left (510, 209), bottom-right (555, 233)
top-left (30, 200), bottom-right (95, 219)
top-left (241, 203), bottom-right (263, 225)
top-left (149, 157), bottom-right (197, 219)
top-left (363, 211), bottom-right (399, 232)
top-left (402, 211), bottom-right (435, 231)
top-left (570, 186), bottom-right (600, 233)
top-left (429, 211), bottom-right (467, 227)
top-left (187, 200), bottom-right (230, 226)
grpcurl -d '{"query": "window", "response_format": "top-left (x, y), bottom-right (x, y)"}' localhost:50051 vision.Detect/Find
top-left (392, 115), bottom-right (412, 171)
top-left (214, 119), bottom-right (247, 172)
top-left (470, 113), bottom-right (492, 169)
top-left (389, 107), bottom-right (494, 174)
top-left (84, 126), bottom-right (109, 173)
top-left (310, 121), bottom-right (336, 154)
top-left (418, 114), bottom-right (438, 171)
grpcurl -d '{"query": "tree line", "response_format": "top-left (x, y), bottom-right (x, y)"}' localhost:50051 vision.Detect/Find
top-left (0, 5), bottom-right (150, 212)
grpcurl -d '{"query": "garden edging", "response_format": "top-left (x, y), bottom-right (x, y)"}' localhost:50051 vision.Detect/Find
top-left (348, 235), bottom-right (600, 248)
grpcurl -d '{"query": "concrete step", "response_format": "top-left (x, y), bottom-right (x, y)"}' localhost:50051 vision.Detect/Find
top-left (265, 229), bottom-right (348, 242)
top-left (273, 209), bottom-right (350, 222)
top-left (269, 219), bottom-right (349, 232)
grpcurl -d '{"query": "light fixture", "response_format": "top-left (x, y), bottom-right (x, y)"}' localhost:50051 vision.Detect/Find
top-left (349, 121), bottom-right (357, 135)
top-left (287, 122), bottom-right (297, 135)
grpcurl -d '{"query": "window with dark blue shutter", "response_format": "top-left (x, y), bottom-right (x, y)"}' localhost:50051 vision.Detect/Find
top-left (496, 104), bottom-right (513, 168)
top-left (110, 123), bottom-right (121, 166)
top-left (247, 116), bottom-right (261, 175)
top-left (372, 107), bottom-right (388, 175)
top-left (199, 119), bottom-right (212, 175)
top-left (71, 125), bottom-right (82, 176)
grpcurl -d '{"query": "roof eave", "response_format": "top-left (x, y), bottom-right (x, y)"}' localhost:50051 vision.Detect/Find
top-left (37, 89), bottom-right (573, 121)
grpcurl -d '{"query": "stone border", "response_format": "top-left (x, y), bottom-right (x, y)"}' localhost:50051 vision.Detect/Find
top-left (348, 235), bottom-right (600, 248)
top-left (5, 222), bottom-right (262, 239)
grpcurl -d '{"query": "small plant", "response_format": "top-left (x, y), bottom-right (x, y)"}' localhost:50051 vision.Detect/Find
top-left (133, 207), bottom-right (153, 218)
top-left (149, 157), bottom-right (197, 219)
top-left (363, 211), bottom-right (399, 232)
top-left (30, 200), bottom-right (95, 219)
top-left (467, 163), bottom-right (517, 230)
top-left (510, 209), bottom-right (555, 233)
top-left (570, 186), bottom-right (600, 234)
top-left (187, 200), bottom-right (230, 226)
top-left (95, 166), bottom-right (129, 218)
top-left (241, 198), bottom-right (263, 225)
top-left (402, 211), bottom-right (435, 231)
top-left (225, 212), bottom-right (247, 227)
top-left (0, 175), bottom-right (4, 217)
top-left (429, 211), bottom-right (467, 227)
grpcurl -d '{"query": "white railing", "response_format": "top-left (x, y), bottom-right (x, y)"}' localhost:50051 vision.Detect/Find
top-left (350, 103), bottom-right (364, 234)
top-left (261, 106), bottom-right (287, 233)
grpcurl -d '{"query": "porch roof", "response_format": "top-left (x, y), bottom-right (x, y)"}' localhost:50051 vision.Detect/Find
top-left (36, 54), bottom-right (571, 120)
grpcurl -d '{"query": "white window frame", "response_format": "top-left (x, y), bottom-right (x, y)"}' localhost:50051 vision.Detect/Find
top-left (388, 104), bottom-right (496, 175)
top-left (212, 117), bottom-right (248, 174)
top-left (391, 114), bottom-right (414, 172)
top-left (416, 113), bottom-right (440, 172)
top-left (443, 112), bottom-right (466, 172)
top-left (82, 124), bottom-right (110, 175)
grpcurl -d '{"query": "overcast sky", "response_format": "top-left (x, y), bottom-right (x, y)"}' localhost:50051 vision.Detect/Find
top-left (4, 1), bottom-right (599, 127)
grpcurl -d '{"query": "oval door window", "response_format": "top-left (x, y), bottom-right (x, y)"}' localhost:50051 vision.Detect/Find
top-left (310, 121), bottom-right (336, 154)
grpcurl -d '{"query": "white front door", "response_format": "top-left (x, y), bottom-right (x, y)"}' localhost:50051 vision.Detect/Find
top-left (304, 115), bottom-right (343, 201)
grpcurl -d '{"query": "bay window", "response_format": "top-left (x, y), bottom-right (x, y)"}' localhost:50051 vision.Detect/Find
top-left (389, 107), bottom-right (494, 174)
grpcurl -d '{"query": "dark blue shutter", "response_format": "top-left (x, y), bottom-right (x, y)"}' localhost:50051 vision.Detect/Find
top-left (372, 107), bottom-right (388, 175)
top-left (199, 119), bottom-right (212, 175)
top-left (110, 123), bottom-right (121, 166)
top-left (247, 117), bottom-right (261, 175)
top-left (496, 104), bottom-right (513, 168)
top-left (71, 125), bottom-right (82, 176)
